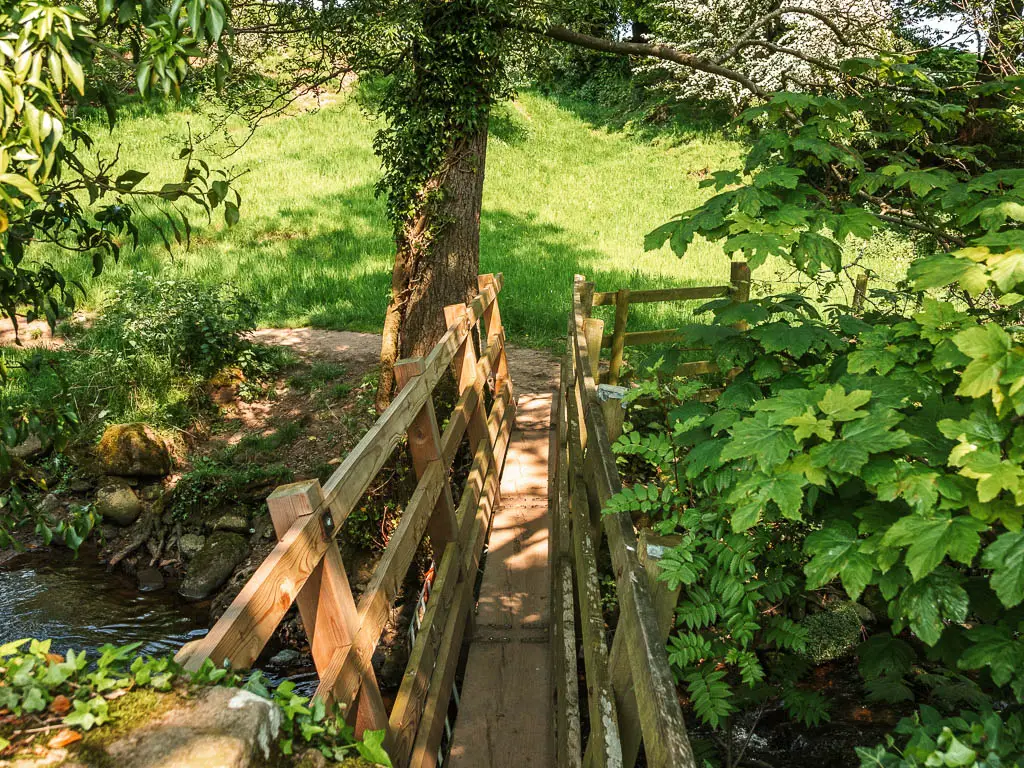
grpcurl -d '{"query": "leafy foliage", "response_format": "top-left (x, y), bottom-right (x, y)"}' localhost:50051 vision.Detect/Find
top-left (0, 0), bottom-right (240, 469)
top-left (621, 38), bottom-right (1024, 758)
top-left (0, 639), bottom-right (390, 764)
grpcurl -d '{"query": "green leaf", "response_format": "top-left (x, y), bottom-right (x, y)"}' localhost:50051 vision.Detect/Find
top-left (893, 568), bottom-right (968, 646)
top-left (804, 522), bottom-right (874, 599)
top-left (818, 386), bottom-right (871, 422)
top-left (980, 530), bottom-right (1024, 607)
top-left (356, 729), bottom-right (392, 767)
top-left (882, 514), bottom-right (986, 581)
top-left (721, 411), bottom-right (797, 471)
top-left (784, 408), bottom-right (834, 442)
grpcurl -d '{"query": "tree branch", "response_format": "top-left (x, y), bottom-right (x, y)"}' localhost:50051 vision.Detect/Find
top-left (715, 5), bottom-right (860, 66)
top-left (533, 24), bottom-right (769, 98)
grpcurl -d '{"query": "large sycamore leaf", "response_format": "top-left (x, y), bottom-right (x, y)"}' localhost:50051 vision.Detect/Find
top-left (882, 514), bottom-right (986, 581)
top-left (804, 521), bottom-right (874, 598)
top-left (981, 530), bottom-right (1024, 607)
top-left (721, 411), bottom-right (797, 471)
top-left (893, 567), bottom-right (968, 646)
top-left (954, 324), bottom-right (1011, 402)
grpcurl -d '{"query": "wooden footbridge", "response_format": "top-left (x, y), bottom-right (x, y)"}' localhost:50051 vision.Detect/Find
top-left (174, 267), bottom-right (751, 768)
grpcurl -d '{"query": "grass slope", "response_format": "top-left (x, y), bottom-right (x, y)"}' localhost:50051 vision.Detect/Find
top-left (50, 92), bottom-right (745, 348)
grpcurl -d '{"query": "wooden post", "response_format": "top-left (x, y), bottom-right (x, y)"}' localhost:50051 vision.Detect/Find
top-left (444, 302), bottom-right (490, 455)
top-left (730, 260), bottom-right (751, 332)
top-left (584, 318), bottom-right (604, 383)
top-left (575, 274), bottom-right (595, 320)
top-left (601, 398), bottom-right (625, 445)
top-left (394, 358), bottom-right (460, 553)
top-left (478, 274), bottom-right (510, 392)
top-left (853, 272), bottom-right (869, 313)
top-left (266, 481), bottom-right (390, 738)
top-left (606, 531), bottom-right (682, 766)
top-left (608, 289), bottom-right (630, 386)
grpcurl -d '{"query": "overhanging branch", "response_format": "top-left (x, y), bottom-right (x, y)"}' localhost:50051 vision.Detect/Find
top-left (534, 24), bottom-right (769, 98)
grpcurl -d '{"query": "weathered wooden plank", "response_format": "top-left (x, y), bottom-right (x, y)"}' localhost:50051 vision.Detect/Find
top-left (571, 280), bottom-right (697, 768)
top-left (553, 355), bottom-right (583, 768)
top-left (608, 531), bottom-right (682, 766)
top-left (592, 285), bottom-right (730, 306)
top-left (569, 412), bottom-right (622, 768)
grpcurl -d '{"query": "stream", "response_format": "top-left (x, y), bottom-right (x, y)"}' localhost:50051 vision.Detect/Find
top-left (0, 546), bottom-right (208, 656)
top-left (0, 546), bottom-right (322, 694)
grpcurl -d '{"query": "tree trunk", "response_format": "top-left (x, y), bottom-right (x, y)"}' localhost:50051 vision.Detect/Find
top-left (375, 121), bottom-right (489, 411)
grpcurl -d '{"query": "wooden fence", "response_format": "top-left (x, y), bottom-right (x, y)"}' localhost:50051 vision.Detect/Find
top-left (591, 261), bottom-right (751, 386)
top-left (174, 274), bottom-right (514, 768)
top-left (552, 272), bottom-right (716, 768)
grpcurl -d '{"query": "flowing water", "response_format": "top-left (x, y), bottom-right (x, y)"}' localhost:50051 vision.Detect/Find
top-left (0, 546), bottom-right (323, 695)
top-left (0, 546), bottom-right (208, 656)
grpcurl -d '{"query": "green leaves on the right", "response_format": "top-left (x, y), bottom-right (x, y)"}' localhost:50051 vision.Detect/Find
top-left (981, 531), bottom-right (1024, 608)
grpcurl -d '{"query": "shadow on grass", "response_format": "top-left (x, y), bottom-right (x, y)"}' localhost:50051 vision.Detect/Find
top-left (537, 85), bottom-right (739, 149)
top-left (56, 175), bottom-right (716, 350)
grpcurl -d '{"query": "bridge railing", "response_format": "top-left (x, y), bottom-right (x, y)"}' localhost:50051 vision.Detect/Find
top-left (175, 274), bottom-right (514, 768)
top-left (553, 268), bottom-right (754, 768)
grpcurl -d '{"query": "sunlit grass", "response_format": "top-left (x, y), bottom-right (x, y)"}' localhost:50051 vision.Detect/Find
top-left (46, 90), bottom-right (911, 352)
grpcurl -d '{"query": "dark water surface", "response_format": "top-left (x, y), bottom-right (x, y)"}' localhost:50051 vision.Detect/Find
top-left (0, 547), bottom-right (208, 656)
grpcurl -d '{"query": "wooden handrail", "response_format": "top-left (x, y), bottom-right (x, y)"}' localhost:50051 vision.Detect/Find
top-left (592, 284), bottom-right (730, 306)
top-left (174, 273), bottom-right (514, 768)
top-left (551, 275), bottom-right (698, 768)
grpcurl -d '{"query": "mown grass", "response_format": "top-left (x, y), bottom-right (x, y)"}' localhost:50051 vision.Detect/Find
top-left (46, 90), bottom-right (748, 349)
top-left (47, 90), bottom-right (913, 352)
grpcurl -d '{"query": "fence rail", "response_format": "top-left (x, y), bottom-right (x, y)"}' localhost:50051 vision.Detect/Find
top-left (175, 274), bottom-right (514, 768)
top-left (552, 274), bottom-right (704, 768)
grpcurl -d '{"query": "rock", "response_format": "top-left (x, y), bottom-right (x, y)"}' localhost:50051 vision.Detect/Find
top-left (37, 493), bottom-right (61, 516)
top-left (102, 686), bottom-right (281, 768)
top-left (801, 601), bottom-right (864, 664)
top-left (10, 433), bottom-right (48, 461)
top-left (179, 532), bottom-right (249, 601)
top-left (69, 478), bottom-right (92, 493)
top-left (96, 423), bottom-right (172, 478)
top-left (95, 486), bottom-right (143, 527)
top-left (141, 484), bottom-right (164, 501)
top-left (213, 511), bottom-right (250, 534)
top-left (178, 533), bottom-right (206, 560)
top-left (137, 567), bottom-right (165, 592)
top-left (267, 649), bottom-right (302, 668)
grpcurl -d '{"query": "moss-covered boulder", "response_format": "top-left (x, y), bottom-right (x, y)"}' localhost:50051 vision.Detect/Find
top-left (800, 601), bottom-right (864, 664)
top-left (96, 424), bottom-right (172, 478)
top-left (179, 532), bottom-right (249, 600)
top-left (95, 485), bottom-right (143, 527)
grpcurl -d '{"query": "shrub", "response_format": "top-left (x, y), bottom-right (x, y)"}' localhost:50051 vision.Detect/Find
top-left (68, 271), bottom-right (282, 426)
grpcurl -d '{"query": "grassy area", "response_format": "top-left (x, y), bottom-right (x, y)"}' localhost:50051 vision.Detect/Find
top-left (47, 91), bottom-right (746, 350)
